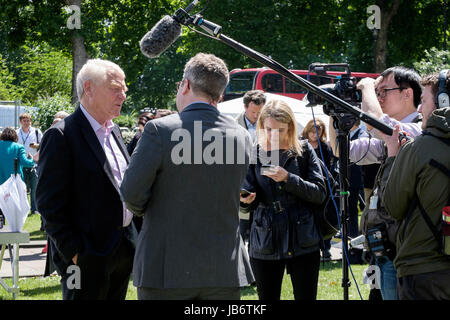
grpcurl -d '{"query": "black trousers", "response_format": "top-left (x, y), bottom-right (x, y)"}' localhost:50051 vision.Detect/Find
top-left (60, 237), bottom-right (134, 300)
top-left (250, 250), bottom-right (320, 300)
top-left (398, 269), bottom-right (450, 300)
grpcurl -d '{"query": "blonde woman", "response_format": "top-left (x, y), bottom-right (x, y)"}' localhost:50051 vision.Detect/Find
top-left (240, 99), bottom-right (326, 300)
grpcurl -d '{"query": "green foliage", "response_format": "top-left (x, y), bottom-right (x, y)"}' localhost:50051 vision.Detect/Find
top-left (413, 47), bottom-right (450, 76)
top-left (0, 54), bottom-right (19, 100)
top-left (17, 45), bottom-right (72, 104)
top-left (1, 0), bottom-right (449, 111)
top-left (120, 130), bottom-right (136, 146)
top-left (31, 93), bottom-right (74, 132)
top-left (114, 110), bottom-right (138, 129)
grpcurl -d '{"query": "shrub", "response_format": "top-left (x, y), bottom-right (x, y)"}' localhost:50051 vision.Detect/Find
top-left (413, 47), bottom-right (450, 76)
top-left (30, 93), bottom-right (74, 132)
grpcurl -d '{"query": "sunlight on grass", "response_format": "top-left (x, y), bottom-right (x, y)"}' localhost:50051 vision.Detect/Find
top-left (0, 261), bottom-right (370, 300)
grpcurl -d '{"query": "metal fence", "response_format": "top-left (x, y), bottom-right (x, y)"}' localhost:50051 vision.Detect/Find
top-left (0, 100), bottom-right (28, 132)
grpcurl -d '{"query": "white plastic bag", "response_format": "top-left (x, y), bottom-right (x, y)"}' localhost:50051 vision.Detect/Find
top-left (0, 174), bottom-right (30, 232)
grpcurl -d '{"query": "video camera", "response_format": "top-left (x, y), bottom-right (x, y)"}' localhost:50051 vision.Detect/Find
top-left (306, 63), bottom-right (361, 116)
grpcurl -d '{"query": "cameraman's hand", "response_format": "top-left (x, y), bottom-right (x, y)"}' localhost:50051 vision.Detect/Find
top-left (374, 75), bottom-right (384, 89)
top-left (357, 77), bottom-right (375, 91)
top-left (382, 124), bottom-right (409, 157)
top-left (240, 192), bottom-right (256, 204)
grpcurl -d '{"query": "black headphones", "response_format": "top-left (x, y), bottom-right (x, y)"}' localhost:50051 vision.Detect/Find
top-left (435, 69), bottom-right (449, 108)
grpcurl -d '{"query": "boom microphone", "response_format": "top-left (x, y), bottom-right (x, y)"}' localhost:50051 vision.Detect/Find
top-left (140, 15), bottom-right (181, 58)
top-left (139, 0), bottom-right (199, 58)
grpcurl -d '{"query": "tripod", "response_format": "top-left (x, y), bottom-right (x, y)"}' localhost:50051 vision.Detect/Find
top-left (331, 112), bottom-right (358, 300)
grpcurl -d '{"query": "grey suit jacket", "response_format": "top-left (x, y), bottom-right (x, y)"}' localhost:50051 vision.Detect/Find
top-left (235, 112), bottom-right (248, 131)
top-left (121, 102), bottom-right (255, 289)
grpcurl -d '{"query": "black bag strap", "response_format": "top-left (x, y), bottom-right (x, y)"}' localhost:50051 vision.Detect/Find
top-left (429, 159), bottom-right (450, 179)
top-left (414, 192), bottom-right (442, 250)
top-left (35, 128), bottom-right (40, 144)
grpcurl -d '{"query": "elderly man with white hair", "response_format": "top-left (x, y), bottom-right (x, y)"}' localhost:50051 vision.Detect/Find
top-left (36, 59), bottom-right (137, 300)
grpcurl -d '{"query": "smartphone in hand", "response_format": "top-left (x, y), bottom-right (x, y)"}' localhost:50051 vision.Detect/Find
top-left (260, 164), bottom-right (276, 175)
top-left (240, 189), bottom-right (251, 198)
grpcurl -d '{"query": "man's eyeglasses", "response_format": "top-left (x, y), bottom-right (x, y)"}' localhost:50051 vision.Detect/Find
top-left (375, 87), bottom-right (405, 99)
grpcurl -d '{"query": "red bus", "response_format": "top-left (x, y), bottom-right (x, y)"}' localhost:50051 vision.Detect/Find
top-left (223, 67), bottom-right (379, 101)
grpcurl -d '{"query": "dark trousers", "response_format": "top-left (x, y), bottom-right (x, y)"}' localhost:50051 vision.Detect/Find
top-left (137, 286), bottom-right (241, 300)
top-left (60, 237), bottom-right (134, 300)
top-left (239, 219), bottom-right (250, 243)
top-left (250, 251), bottom-right (320, 300)
top-left (398, 269), bottom-right (450, 300)
top-left (23, 167), bottom-right (38, 212)
top-left (348, 187), bottom-right (361, 238)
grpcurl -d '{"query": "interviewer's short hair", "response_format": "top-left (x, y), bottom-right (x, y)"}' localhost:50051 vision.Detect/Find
top-left (183, 53), bottom-right (229, 103)
top-left (76, 59), bottom-right (125, 101)
top-left (0, 127), bottom-right (18, 142)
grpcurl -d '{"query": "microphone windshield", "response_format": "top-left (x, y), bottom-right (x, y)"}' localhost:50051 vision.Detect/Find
top-left (140, 15), bottom-right (182, 58)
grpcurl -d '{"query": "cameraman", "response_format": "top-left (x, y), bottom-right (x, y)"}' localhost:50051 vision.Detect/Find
top-left (383, 71), bottom-right (450, 300)
top-left (329, 66), bottom-right (422, 300)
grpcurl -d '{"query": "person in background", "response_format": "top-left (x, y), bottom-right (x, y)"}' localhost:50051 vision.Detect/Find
top-left (236, 90), bottom-right (266, 142)
top-left (155, 109), bottom-right (177, 119)
top-left (236, 90), bottom-right (267, 243)
top-left (127, 108), bottom-right (155, 156)
top-left (347, 120), bottom-right (367, 239)
top-left (241, 99), bottom-right (326, 300)
top-left (0, 128), bottom-right (36, 228)
top-left (16, 113), bottom-right (42, 215)
top-left (52, 111), bottom-right (70, 125)
top-left (301, 118), bottom-right (336, 261)
top-left (127, 108), bottom-right (177, 156)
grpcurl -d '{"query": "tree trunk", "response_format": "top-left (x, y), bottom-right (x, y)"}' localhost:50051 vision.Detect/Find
top-left (374, 0), bottom-right (402, 73)
top-left (66, 0), bottom-right (88, 105)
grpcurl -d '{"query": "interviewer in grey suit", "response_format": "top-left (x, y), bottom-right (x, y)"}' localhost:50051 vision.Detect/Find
top-left (121, 53), bottom-right (255, 300)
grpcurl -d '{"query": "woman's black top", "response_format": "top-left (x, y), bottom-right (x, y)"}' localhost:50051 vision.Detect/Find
top-left (240, 141), bottom-right (326, 260)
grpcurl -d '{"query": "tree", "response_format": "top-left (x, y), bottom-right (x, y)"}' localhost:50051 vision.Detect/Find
top-left (373, 0), bottom-right (402, 72)
top-left (413, 47), bottom-right (450, 75)
top-left (1, 0), bottom-right (448, 110)
top-left (31, 93), bottom-right (74, 131)
top-left (65, 0), bottom-right (89, 104)
top-left (0, 54), bottom-right (19, 100)
top-left (17, 45), bottom-right (71, 104)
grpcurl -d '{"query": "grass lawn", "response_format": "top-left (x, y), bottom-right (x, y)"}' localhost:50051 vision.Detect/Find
top-left (0, 261), bottom-right (370, 300)
top-left (0, 205), bottom-right (370, 300)
top-left (22, 213), bottom-right (46, 241)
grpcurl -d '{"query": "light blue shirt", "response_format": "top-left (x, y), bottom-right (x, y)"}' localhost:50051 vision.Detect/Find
top-left (244, 116), bottom-right (257, 141)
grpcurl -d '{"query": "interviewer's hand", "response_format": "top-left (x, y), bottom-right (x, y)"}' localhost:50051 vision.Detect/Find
top-left (240, 192), bottom-right (256, 204)
top-left (263, 166), bottom-right (289, 183)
